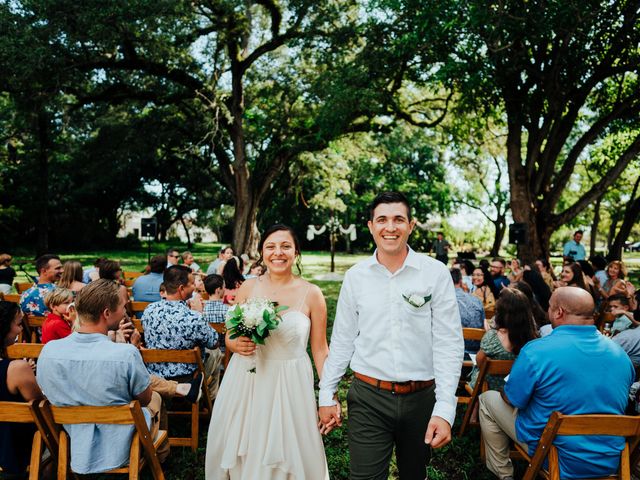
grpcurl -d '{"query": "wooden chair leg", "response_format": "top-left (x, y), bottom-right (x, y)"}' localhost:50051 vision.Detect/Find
top-left (129, 432), bottom-right (140, 480)
top-left (57, 432), bottom-right (69, 480)
top-left (191, 402), bottom-right (199, 451)
top-left (28, 431), bottom-right (42, 480)
top-left (620, 442), bottom-right (631, 480)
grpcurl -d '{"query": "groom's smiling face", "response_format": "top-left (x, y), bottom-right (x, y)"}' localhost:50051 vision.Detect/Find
top-left (367, 202), bottom-right (415, 257)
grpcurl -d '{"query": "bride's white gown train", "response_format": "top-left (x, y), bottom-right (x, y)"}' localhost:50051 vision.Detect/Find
top-left (205, 304), bottom-right (330, 479)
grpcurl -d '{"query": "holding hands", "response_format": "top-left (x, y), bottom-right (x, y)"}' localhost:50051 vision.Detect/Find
top-left (318, 395), bottom-right (342, 435)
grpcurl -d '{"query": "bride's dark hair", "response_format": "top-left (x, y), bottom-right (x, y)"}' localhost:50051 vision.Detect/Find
top-left (258, 224), bottom-right (302, 275)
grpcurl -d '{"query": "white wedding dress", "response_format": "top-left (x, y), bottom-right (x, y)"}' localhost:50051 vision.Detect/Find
top-left (205, 288), bottom-right (330, 479)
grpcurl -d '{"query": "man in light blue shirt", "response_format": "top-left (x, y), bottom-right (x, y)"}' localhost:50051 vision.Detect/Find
top-left (479, 287), bottom-right (633, 480)
top-left (563, 230), bottom-right (586, 261)
top-left (37, 279), bottom-right (168, 474)
top-left (132, 254), bottom-right (165, 302)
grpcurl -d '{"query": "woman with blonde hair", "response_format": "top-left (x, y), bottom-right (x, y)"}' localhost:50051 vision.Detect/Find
top-left (58, 261), bottom-right (85, 293)
top-left (598, 260), bottom-right (628, 300)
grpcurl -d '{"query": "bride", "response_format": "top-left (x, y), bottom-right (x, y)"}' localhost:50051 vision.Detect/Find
top-left (205, 224), bottom-right (337, 479)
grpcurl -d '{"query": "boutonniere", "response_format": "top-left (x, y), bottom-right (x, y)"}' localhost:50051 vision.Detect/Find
top-left (402, 293), bottom-right (432, 308)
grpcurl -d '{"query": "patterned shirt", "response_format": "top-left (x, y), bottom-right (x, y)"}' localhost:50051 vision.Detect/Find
top-left (142, 299), bottom-right (218, 378)
top-left (455, 288), bottom-right (485, 353)
top-left (203, 300), bottom-right (228, 352)
top-left (19, 283), bottom-right (55, 316)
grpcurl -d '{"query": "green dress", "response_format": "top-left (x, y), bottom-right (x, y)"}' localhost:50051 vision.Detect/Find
top-left (468, 329), bottom-right (516, 391)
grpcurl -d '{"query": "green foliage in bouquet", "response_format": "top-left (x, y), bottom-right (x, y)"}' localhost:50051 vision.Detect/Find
top-left (225, 299), bottom-right (289, 345)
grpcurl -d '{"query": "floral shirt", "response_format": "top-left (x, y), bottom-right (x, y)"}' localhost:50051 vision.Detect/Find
top-left (142, 299), bottom-right (218, 378)
top-left (19, 283), bottom-right (55, 316)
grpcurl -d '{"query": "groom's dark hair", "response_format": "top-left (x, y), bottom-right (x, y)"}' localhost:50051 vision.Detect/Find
top-left (369, 192), bottom-right (412, 221)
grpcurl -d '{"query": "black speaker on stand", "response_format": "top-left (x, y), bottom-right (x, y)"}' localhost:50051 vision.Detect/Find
top-left (509, 223), bottom-right (529, 259)
top-left (141, 218), bottom-right (157, 264)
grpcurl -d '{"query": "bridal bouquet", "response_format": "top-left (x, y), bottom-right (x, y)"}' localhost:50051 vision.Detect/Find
top-left (226, 298), bottom-right (288, 371)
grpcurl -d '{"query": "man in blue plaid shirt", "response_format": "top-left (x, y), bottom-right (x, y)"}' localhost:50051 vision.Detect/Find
top-left (203, 274), bottom-right (228, 356)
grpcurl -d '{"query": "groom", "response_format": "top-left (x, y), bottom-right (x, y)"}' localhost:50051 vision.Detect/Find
top-left (318, 191), bottom-right (464, 480)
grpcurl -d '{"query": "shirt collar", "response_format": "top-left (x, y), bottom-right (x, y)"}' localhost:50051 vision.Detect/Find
top-left (366, 246), bottom-right (421, 271)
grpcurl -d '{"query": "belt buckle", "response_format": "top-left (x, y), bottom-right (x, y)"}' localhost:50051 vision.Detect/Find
top-left (390, 381), bottom-right (396, 395)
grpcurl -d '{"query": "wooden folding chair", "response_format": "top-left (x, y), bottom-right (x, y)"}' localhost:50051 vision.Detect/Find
top-left (40, 399), bottom-right (166, 480)
top-left (140, 348), bottom-right (212, 451)
top-left (132, 318), bottom-right (144, 334)
top-left (15, 282), bottom-right (33, 294)
top-left (24, 315), bottom-right (46, 343)
top-left (124, 278), bottom-right (136, 288)
top-left (458, 358), bottom-right (514, 437)
top-left (457, 328), bottom-right (486, 405)
top-left (0, 400), bottom-right (58, 480)
top-left (6, 342), bottom-right (44, 359)
top-left (2, 293), bottom-right (21, 303)
top-left (123, 271), bottom-right (144, 281)
top-left (517, 411), bottom-right (640, 480)
top-left (210, 323), bottom-right (231, 369)
top-left (129, 301), bottom-right (151, 319)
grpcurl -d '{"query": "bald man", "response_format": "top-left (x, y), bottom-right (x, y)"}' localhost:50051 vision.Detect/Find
top-left (478, 287), bottom-right (634, 480)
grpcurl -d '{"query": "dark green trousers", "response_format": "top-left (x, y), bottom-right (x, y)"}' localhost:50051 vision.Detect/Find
top-left (347, 378), bottom-right (436, 480)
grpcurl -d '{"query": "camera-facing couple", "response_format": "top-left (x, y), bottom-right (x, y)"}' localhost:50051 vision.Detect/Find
top-left (205, 192), bottom-right (464, 480)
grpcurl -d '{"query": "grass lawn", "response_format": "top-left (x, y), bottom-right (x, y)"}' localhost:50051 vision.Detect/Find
top-left (11, 244), bottom-right (640, 479)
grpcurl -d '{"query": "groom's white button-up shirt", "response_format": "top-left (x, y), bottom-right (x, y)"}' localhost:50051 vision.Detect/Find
top-left (319, 247), bottom-right (464, 426)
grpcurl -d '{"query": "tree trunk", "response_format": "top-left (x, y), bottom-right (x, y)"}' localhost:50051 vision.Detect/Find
top-left (180, 217), bottom-right (192, 249)
top-left (589, 196), bottom-right (602, 258)
top-left (609, 176), bottom-right (640, 261)
top-left (35, 109), bottom-right (49, 256)
top-left (489, 214), bottom-right (506, 257)
top-left (232, 191), bottom-right (261, 257)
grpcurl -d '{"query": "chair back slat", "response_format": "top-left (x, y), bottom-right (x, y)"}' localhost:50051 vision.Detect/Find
top-left (15, 282), bottom-right (33, 294)
top-left (210, 323), bottom-right (226, 334)
top-left (50, 403), bottom-right (135, 425)
top-left (123, 271), bottom-right (144, 280)
top-left (556, 414), bottom-right (640, 437)
top-left (6, 343), bottom-right (43, 359)
top-left (3, 293), bottom-right (21, 303)
top-left (0, 401), bottom-right (35, 422)
top-left (486, 359), bottom-right (514, 376)
top-left (140, 348), bottom-right (199, 364)
top-left (463, 327), bottom-right (485, 341)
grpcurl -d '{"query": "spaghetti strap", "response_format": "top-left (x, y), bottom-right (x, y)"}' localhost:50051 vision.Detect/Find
top-left (296, 283), bottom-right (312, 311)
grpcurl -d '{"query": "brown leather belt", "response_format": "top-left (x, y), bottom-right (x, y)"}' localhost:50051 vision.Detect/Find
top-left (354, 372), bottom-right (435, 395)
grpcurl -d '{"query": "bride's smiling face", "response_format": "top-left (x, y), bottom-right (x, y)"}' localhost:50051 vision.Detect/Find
top-left (262, 230), bottom-right (298, 274)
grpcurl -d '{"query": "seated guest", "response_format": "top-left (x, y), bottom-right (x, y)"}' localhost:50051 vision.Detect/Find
top-left (58, 260), bottom-right (86, 293)
top-left (0, 253), bottom-right (16, 295)
top-left (206, 246), bottom-right (234, 275)
top-left (37, 280), bottom-right (170, 474)
top-left (534, 258), bottom-right (556, 292)
top-left (469, 288), bottom-right (538, 391)
top-left (203, 274), bottom-right (228, 353)
top-left (490, 258), bottom-right (510, 291)
top-left (20, 254), bottom-right (63, 316)
top-left (590, 255), bottom-right (608, 288)
top-left (222, 256), bottom-right (244, 305)
top-left (98, 259), bottom-right (123, 282)
top-left (598, 260), bottom-right (628, 300)
top-left (166, 248), bottom-right (180, 269)
top-left (607, 293), bottom-right (639, 336)
top-left (132, 255), bottom-right (165, 302)
top-left (511, 278), bottom-right (551, 336)
top-left (451, 268), bottom-right (485, 353)
top-left (0, 301), bottom-right (45, 476)
top-left (142, 266), bottom-right (221, 399)
top-left (42, 288), bottom-right (75, 344)
top-left (472, 267), bottom-right (497, 321)
top-left (479, 287), bottom-right (634, 480)
top-left (82, 257), bottom-right (105, 283)
top-left (182, 251), bottom-right (201, 273)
